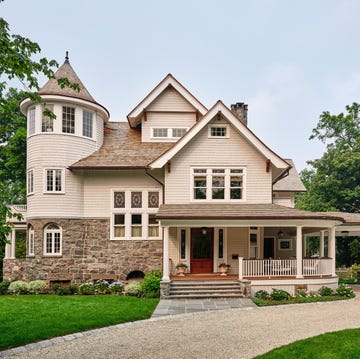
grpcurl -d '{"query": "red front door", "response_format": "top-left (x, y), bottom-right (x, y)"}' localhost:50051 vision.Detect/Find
top-left (191, 228), bottom-right (214, 273)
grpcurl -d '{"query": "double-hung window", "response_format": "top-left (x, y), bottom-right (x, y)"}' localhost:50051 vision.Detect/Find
top-left (44, 223), bottom-right (62, 255)
top-left (192, 168), bottom-right (245, 201)
top-left (28, 225), bottom-right (34, 256)
top-left (28, 107), bottom-right (36, 136)
top-left (82, 110), bottom-right (93, 138)
top-left (62, 106), bottom-right (75, 134)
top-left (42, 104), bottom-right (54, 132)
top-left (27, 170), bottom-right (34, 195)
top-left (45, 169), bottom-right (64, 193)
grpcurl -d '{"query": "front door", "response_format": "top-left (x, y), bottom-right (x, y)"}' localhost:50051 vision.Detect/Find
top-left (264, 237), bottom-right (275, 259)
top-left (191, 228), bottom-right (213, 273)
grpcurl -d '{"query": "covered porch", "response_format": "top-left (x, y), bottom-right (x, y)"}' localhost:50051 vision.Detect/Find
top-left (157, 203), bottom-right (346, 297)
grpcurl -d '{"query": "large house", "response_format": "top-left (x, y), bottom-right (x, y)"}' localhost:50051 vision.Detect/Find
top-left (4, 55), bottom-right (360, 297)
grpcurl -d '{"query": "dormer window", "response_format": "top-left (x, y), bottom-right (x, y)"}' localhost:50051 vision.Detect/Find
top-left (152, 127), bottom-right (188, 140)
top-left (209, 125), bottom-right (229, 138)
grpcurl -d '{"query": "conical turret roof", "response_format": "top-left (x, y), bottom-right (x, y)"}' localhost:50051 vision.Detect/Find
top-left (39, 52), bottom-right (96, 103)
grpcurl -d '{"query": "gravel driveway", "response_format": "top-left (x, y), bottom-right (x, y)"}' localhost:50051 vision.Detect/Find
top-left (4, 288), bottom-right (360, 359)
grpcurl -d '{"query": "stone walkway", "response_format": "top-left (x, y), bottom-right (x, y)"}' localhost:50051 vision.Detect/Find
top-left (152, 298), bottom-right (257, 317)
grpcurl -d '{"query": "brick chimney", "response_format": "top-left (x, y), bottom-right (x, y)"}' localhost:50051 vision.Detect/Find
top-left (230, 102), bottom-right (248, 126)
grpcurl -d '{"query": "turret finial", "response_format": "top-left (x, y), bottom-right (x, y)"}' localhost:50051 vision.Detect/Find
top-left (65, 51), bottom-right (69, 63)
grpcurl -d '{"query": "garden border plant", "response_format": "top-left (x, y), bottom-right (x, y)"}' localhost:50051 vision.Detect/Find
top-left (253, 285), bottom-right (355, 306)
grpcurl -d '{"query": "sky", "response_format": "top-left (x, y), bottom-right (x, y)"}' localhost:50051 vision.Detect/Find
top-left (2, 0), bottom-right (360, 171)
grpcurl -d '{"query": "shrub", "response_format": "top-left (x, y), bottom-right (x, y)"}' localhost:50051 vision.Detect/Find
top-left (79, 283), bottom-right (95, 295)
top-left (350, 264), bottom-right (360, 280)
top-left (296, 289), bottom-right (308, 298)
top-left (8, 280), bottom-right (29, 295)
top-left (109, 281), bottom-right (124, 295)
top-left (141, 270), bottom-right (162, 298)
top-left (94, 280), bottom-right (110, 294)
top-left (52, 284), bottom-right (78, 296)
top-left (336, 284), bottom-right (355, 298)
top-left (270, 288), bottom-right (291, 301)
top-left (124, 281), bottom-right (142, 297)
top-left (319, 286), bottom-right (333, 296)
top-left (255, 290), bottom-right (270, 300)
top-left (0, 281), bottom-right (11, 295)
top-left (28, 280), bottom-right (47, 294)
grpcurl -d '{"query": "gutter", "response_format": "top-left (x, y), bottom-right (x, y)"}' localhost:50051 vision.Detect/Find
top-left (145, 167), bottom-right (165, 205)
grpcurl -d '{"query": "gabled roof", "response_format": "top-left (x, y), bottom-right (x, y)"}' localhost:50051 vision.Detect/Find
top-left (149, 100), bottom-right (290, 177)
top-left (273, 159), bottom-right (306, 192)
top-left (127, 74), bottom-right (208, 128)
top-left (70, 122), bottom-right (174, 169)
top-left (39, 55), bottom-right (96, 103)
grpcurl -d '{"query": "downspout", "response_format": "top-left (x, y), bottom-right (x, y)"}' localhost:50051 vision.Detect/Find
top-left (145, 167), bottom-right (165, 204)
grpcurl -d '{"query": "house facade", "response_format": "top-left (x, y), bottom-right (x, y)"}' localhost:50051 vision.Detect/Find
top-left (4, 56), bottom-right (359, 297)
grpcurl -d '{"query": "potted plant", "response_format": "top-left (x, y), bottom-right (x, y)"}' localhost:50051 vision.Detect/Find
top-left (176, 262), bottom-right (188, 276)
top-left (219, 262), bottom-right (230, 276)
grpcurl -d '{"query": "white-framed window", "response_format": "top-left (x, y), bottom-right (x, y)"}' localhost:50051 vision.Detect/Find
top-left (192, 167), bottom-right (245, 201)
top-left (249, 226), bottom-right (259, 259)
top-left (209, 124), bottom-right (229, 138)
top-left (82, 110), bottom-right (93, 138)
top-left (152, 127), bottom-right (188, 139)
top-left (28, 107), bottom-right (36, 136)
top-left (62, 106), bottom-right (75, 134)
top-left (27, 169), bottom-right (34, 195)
top-left (44, 169), bottom-right (65, 193)
top-left (28, 224), bottom-right (34, 256)
top-left (42, 104), bottom-right (54, 132)
top-left (44, 223), bottom-right (62, 256)
top-left (111, 190), bottom-right (161, 240)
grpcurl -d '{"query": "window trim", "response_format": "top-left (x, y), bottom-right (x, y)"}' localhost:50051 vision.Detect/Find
top-left (208, 124), bottom-right (229, 138)
top-left (110, 189), bottom-right (161, 240)
top-left (43, 223), bottom-right (62, 256)
top-left (82, 110), bottom-right (94, 138)
top-left (62, 106), bottom-right (75, 134)
top-left (151, 127), bottom-right (188, 140)
top-left (28, 106), bottom-right (36, 136)
top-left (43, 168), bottom-right (65, 194)
top-left (28, 225), bottom-right (35, 256)
top-left (27, 169), bottom-right (34, 195)
top-left (190, 167), bottom-right (246, 202)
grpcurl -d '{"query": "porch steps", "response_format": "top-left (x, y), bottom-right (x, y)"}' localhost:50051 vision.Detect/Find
top-left (169, 280), bottom-right (243, 299)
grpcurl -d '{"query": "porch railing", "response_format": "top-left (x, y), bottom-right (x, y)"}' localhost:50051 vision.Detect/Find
top-left (240, 258), bottom-right (332, 278)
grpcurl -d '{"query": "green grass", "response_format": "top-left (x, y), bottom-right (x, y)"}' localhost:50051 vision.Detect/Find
top-left (0, 295), bottom-right (159, 351)
top-left (255, 328), bottom-right (360, 359)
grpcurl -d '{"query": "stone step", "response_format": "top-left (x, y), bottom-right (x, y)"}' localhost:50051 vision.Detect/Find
top-left (169, 293), bottom-right (244, 299)
top-left (171, 285), bottom-right (241, 290)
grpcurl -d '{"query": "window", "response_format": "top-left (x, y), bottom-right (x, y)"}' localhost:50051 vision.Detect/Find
top-left (152, 128), bottom-right (188, 139)
top-left (28, 225), bottom-right (34, 256)
top-left (192, 168), bottom-right (245, 201)
top-left (148, 214), bottom-right (159, 237)
top-left (172, 128), bottom-right (187, 138)
top-left (153, 128), bottom-right (168, 138)
top-left (45, 169), bottom-right (64, 193)
top-left (42, 104), bottom-right (54, 132)
top-left (218, 229), bottom-right (224, 259)
top-left (44, 223), bottom-right (62, 255)
top-left (62, 106), bottom-right (75, 134)
top-left (112, 190), bottom-right (160, 240)
top-left (29, 107), bottom-right (36, 135)
top-left (27, 170), bottom-right (34, 195)
top-left (131, 214), bottom-right (142, 237)
top-left (82, 110), bottom-right (93, 138)
top-left (209, 125), bottom-right (228, 138)
top-left (180, 229), bottom-right (186, 259)
top-left (114, 214), bottom-right (125, 237)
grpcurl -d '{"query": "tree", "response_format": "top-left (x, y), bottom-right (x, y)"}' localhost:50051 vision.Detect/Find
top-left (296, 102), bottom-right (360, 266)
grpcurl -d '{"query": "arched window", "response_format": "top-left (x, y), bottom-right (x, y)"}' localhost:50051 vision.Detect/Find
top-left (28, 224), bottom-right (35, 256)
top-left (44, 223), bottom-right (62, 255)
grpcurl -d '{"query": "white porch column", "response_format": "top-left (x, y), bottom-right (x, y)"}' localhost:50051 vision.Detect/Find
top-left (303, 235), bottom-right (307, 257)
top-left (4, 232), bottom-right (12, 259)
top-left (329, 227), bottom-right (336, 276)
top-left (319, 230), bottom-right (325, 258)
top-left (162, 226), bottom-right (170, 281)
top-left (11, 229), bottom-right (16, 259)
top-left (238, 257), bottom-right (243, 280)
top-left (296, 226), bottom-right (303, 278)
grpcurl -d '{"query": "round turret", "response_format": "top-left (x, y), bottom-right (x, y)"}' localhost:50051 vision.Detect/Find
top-left (20, 54), bottom-right (110, 219)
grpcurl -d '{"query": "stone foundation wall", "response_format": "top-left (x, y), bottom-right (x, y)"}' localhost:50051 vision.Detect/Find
top-left (3, 259), bottom-right (28, 282)
top-left (4, 218), bottom-right (163, 284)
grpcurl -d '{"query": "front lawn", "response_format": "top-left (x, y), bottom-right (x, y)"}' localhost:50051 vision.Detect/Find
top-left (0, 295), bottom-right (158, 351)
top-left (255, 328), bottom-right (360, 358)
